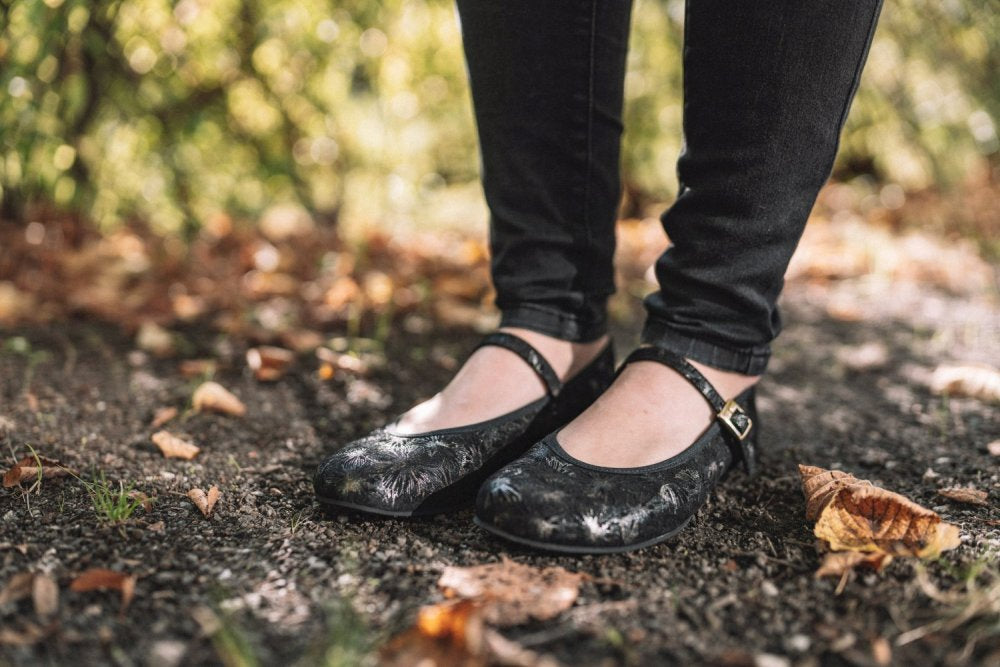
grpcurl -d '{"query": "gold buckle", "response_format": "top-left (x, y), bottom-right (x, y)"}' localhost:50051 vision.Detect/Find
top-left (717, 400), bottom-right (752, 441)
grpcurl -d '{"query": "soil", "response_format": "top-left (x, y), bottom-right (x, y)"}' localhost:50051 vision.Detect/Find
top-left (1, 277), bottom-right (998, 667)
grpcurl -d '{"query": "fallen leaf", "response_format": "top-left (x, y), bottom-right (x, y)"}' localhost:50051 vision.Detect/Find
top-left (0, 572), bottom-right (35, 606)
top-left (31, 574), bottom-right (58, 618)
top-left (246, 346), bottom-right (294, 381)
top-left (192, 382), bottom-right (246, 416)
top-left (188, 486), bottom-right (220, 517)
top-left (147, 521), bottom-right (165, 532)
top-left (70, 569), bottom-right (136, 612)
top-left (815, 551), bottom-right (892, 579)
top-left (437, 558), bottom-right (585, 626)
top-left (128, 490), bottom-right (154, 512)
top-left (799, 465), bottom-right (872, 521)
top-left (938, 486), bottom-right (989, 506)
top-left (150, 406), bottom-right (178, 429)
top-left (381, 600), bottom-right (486, 667)
top-left (151, 431), bottom-right (200, 460)
top-left (3, 455), bottom-right (72, 488)
top-left (930, 364), bottom-right (1000, 403)
top-left (799, 465), bottom-right (961, 577)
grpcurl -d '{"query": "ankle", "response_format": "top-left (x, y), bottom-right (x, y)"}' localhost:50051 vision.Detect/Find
top-left (499, 327), bottom-right (609, 381)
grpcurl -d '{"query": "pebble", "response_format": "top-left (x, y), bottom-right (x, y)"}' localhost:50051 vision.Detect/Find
top-left (787, 634), bottom-right (811, 652)
top-left (147, 640), bottom-right (187, 667)
top-left (754, 653), bottom-right (791, 667)
top-left (761, 580), bottom-right (779, 597)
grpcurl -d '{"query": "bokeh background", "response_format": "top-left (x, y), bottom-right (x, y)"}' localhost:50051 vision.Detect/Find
top-left (0, 0), bottom-right (998, 336)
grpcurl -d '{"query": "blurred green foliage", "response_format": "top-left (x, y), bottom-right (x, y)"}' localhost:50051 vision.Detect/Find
top-left (1, 0), bottom-right (996, 235)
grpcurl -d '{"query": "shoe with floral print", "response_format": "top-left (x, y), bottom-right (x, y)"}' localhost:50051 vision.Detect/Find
top-left (474, 346), bottom-right (758, 553)
top-left (313, 332), bottom-right (615, 517)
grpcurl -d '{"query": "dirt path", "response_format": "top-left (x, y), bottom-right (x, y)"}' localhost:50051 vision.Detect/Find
top-left (1, 277), bottom-right (998, 666)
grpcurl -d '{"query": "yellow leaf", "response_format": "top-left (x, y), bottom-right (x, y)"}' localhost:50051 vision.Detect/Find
top-left (799, 465), bottom-right (961, 577)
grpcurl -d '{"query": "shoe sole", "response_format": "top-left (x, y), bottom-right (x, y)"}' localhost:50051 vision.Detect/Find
top-left (473, 515), bottom-right (693, 555)
top-left (317, 496), bottom-right (473, 517)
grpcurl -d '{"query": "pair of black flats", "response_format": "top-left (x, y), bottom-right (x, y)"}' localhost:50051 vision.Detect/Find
top-left (313, 332), bottom-right (757, 553)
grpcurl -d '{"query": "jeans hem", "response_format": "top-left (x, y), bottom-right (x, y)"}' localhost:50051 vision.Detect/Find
top-left (499, 303), bottom-right (608, 343)
top-left (640, 319), bottom-right (770, 376)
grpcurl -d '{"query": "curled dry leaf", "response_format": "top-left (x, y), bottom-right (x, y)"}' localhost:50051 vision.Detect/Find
top-left (70, 569), bottom-right (136, 612)
top-left (799, 465), bottom-right (961, 578)
top-left (150, 406), bottom-right (178, 429)
top-left (938, 486), bottom-right (989, 506)
top-left (151, 431), bottom-right (200, 460)
top-left (930, 364), bottom-right (1000, 403)
top-left (3, 455), bottom-right (71, 488)
top-left (32, 574), bottom-right (58, 618)
top-left (192, 381), bottom-right (246, 416)
top-left (246, 346), bottom-right (294, 381)
top-left (437, 558), bottom-right (585, 626)
top-left (188, 485), bottom-right (220, 517)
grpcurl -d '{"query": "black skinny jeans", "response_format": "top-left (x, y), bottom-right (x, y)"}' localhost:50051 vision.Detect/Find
top-left (455, 0), bottom-right (884, 375)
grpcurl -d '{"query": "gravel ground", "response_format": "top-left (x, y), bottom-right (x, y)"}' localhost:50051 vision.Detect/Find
top-left (1, 276), bottom-right (998, 666)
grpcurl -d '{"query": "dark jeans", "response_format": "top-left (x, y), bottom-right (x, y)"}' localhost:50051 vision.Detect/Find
top-left (455, 0), bottom-right (884, 375)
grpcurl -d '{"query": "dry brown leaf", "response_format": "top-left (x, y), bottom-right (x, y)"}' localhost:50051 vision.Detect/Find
top-left (188, 486), bottom-right (220, 517)
top-left (2, 455), bottom-right (72, 488)
top-left (815, 551), bottom-right (892, 579)
top-left (128, 490), bottom-right (154, 512)
top-left (246, 346), bottom-right (294, 381)
top-left (799, 465), bottom-right (961, 577)
top-left (192, 381), bottom-right (246, 416)
top-left (930, 364), bottom-right (1000, 403)
top-left (31, 574), bottom-right (58, 618)
top-left (0, 572), bottom-right (35, 606)
top-left (799, 465), bottom-right (872, 521)
top-left (151, 431), bottom-right (200, 460)
top-left (814, 484), bottom-right (960, 557)
top-left (70, 569), bottom-right (136, 612)
top-left (938, 486), bottom-right (989, 506)
top-left (150, 406), bottom-right (178, 429)
top-left (437, 558), bottom-right (585, 626)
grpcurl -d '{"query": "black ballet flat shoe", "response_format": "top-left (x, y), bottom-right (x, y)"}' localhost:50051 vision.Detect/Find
top-left (474, 346), bottom-right (758, 554)
top-left (313, 332), bottom-right (615, 517)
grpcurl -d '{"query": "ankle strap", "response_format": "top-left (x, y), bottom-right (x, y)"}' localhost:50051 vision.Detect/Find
top-left (476, 332), bottom-right (562, 398)
top-left (619, 346), bottom-right (755, 474)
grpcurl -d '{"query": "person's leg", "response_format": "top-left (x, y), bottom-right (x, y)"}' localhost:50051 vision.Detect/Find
top-left (395, 0), bottom-right (634, 433)
top-left (560, 0), bottom-right (884, 465)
